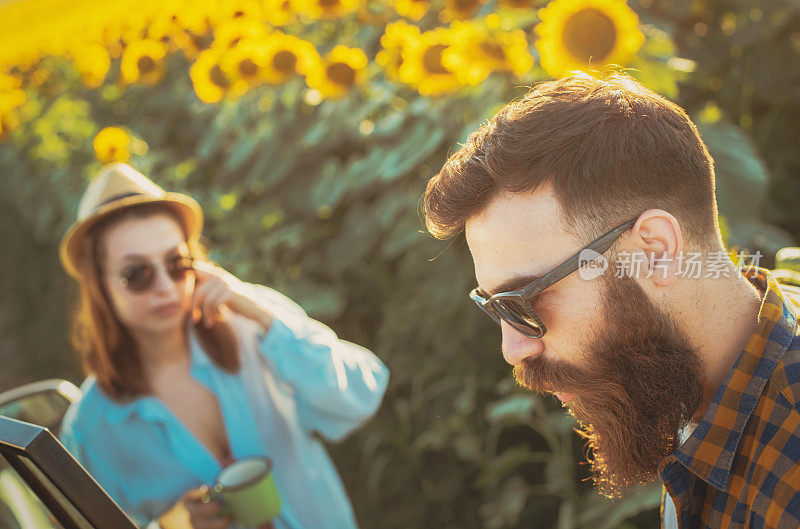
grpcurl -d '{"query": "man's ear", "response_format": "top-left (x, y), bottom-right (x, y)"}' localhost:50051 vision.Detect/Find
top-left (630, 210), bottom-right (684, 287)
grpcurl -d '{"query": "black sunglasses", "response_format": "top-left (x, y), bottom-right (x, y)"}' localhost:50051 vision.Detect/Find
top-left (117, 255), bottom-right (195, 293)
top-left (469, 220), bottom-right (637, 338)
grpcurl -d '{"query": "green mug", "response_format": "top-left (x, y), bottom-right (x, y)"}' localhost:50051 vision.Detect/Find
top-left (202, 456), bottom-right (282, 528)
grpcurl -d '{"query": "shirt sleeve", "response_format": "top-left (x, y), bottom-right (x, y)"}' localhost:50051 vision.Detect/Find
top-left (249, 284), bottom-right (390, 442)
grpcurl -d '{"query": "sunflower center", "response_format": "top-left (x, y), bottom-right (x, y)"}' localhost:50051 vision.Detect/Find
top-left (189, 32), bottom-right (211, 51)
top-left (326, 62), bottom-right (356, 86)
top-left (137, 56), bottom-right (156, 74)
top-left (480, 40), bottom-right (506, 61)
top-left (562, 8), bottom-right (617, 63)
top-left (422, 44), bottom-right (449, 75)
top-left (239, 58), bottom-right (259, 78)
top-left (273, 50), bottom-right (297, 73)
top-left (210, 64), bottom-right (231, 88)
top-left (319, 0), bottom-right (341, 7)
top-left (454, 0), bottom-right (479, 12)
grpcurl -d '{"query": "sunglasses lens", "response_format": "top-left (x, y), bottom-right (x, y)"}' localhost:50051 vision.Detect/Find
top-left (121, 264), bottom-right (154, 293)
top-left (494, 298), bottom-right (544, 337)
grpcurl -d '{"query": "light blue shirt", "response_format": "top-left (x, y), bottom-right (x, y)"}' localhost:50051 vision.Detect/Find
top-left (59, 285), bottom-right (389, 529)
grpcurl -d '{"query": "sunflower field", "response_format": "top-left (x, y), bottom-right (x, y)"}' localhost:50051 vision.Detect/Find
top-left (1, 0), bottom-right (800, 528)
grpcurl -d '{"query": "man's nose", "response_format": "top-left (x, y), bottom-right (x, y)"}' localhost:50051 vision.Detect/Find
top-left (501, 321), bottom-right (545, 366)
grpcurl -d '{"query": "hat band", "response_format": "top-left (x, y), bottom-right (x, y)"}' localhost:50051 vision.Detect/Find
top-left (96, 192), bottom-right (143, 210)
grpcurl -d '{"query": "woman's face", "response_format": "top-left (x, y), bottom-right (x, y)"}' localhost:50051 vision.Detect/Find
top-left (100, 212), bottom-right (196, 335)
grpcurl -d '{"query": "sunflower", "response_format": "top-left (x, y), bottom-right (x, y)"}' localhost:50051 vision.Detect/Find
top-left (96, 12), bottom-right (149, 59)
top-left (294, 0), bottom-right (359, 19)
top-left (306, 45), bottom-right (367, 99)
top-left (93, 127), bottom-right (131, 163)
top-left (190, 49), bottom-right (232, 103)
top-left (170, 7), bottom-right (209, 36)
top-left (0, 111), bottom-right (20, 138)
top-left (0, 73), bottom-right (25, 112)
top-left (99, 20), bottom-right (132, 60)
top-left (0, 72), bottom-right (25, 137)
top-left (444, 19), bottom-right (533, 85)
top-left (219, 39), bottom-right (269, 96)
top-left (376, 20), bottom-right (420, 82)
top-left (142, 0), bottom-right (211, 57)
top-left (261, 32), bottom-right (320, 84)
top-left (439, 0), bottom-right (485, 22)
top-left (393, 0), bottom-right (430, 21)
top-left (262, 0), bottom-right (298, 26)
top-left (147, 10), bottom-right (209, 57)
top-left (212, 18), bottom-right (270, 50)
top-left (69, 43), bottom-right (111, 89)
top-left (146, 17), bottom-right (185, 53)
top-left (398, 27), bottom-right (460, 96)
top-left (120, 39), bottom-right (168, 85)
top-left (535, 0), bottom-right (645, 78)
top-left (207, 0), bottom-right (266, 26)
top-left (18, 61), bottom-right (52, 90)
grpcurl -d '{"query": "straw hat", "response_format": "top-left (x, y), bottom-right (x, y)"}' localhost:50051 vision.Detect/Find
top-left (59, 163), bottom-right (203, 279)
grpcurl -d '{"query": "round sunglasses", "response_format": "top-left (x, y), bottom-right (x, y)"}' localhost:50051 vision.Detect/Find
top-left (469, 220), bottom-right (637, 338)
top-left (115, 255), bottom-right (196, 293)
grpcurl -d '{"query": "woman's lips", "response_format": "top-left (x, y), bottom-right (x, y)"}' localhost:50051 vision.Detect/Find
top-left (153, 302), bottom-right (180, 316)
top-left (555, 391), bottom-right (577, 403)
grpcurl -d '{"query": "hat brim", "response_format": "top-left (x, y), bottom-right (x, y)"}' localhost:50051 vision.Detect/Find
top-left (59, 192), bottom-right (203, 279)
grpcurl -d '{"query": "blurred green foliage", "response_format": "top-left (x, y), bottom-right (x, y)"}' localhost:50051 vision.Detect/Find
top-left (2, 1), bottom-right (800, 529)
top-left (644, 0), bottom-right (800, 243)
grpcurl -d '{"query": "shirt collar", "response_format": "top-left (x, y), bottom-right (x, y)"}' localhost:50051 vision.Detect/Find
top-left (187, 318), bottom-right (213, 369)
top-left (105, 393), bottom-right (163, 425)
top-left (667, 267), bottom-right (798, 490)
top-left (106, 319), bottom-right (209, 424)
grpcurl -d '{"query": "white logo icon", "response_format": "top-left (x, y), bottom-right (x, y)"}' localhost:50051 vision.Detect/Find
top-left (578, 249), bottom-right (607, 280)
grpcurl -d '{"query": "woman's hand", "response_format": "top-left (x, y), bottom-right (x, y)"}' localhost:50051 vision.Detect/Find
top-left (191, 261), bottom-right (273, 331)
top-left (158, 486), bottom-right (231, 529)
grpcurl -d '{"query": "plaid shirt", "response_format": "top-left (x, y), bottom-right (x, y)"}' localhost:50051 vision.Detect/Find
top-left (659, 267), bottom-right (800, 529)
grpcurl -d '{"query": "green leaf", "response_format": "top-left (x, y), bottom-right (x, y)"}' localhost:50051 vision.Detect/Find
top-left (223, 130), bottom-right (261, 172)
top-left (486, 395), bottom-right (538, 424)
top-left (479, 477), bottom-right (529, 529)
top-left (558, 499), bottom-right (576, 529)
top-left (310, 160), bottom-right (347, 211)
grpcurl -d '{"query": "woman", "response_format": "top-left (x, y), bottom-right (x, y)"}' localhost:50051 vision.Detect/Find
top-left (58, 163), bottom-right (389, 529)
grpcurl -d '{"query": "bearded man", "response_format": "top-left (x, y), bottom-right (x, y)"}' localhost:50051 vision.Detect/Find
top-left (423, 71), bottom-right (800, 529)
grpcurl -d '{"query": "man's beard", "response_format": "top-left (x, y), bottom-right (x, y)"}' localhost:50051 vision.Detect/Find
top-left (513, 273), bottom-right (705, 498)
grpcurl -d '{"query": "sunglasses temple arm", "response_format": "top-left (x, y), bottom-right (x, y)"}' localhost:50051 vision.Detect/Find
top-left (521, 220), bottom-right (637, 296)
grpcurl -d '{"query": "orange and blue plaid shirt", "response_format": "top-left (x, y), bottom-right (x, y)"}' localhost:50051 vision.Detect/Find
top-left (659, 267), bottom-right (800, 529)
